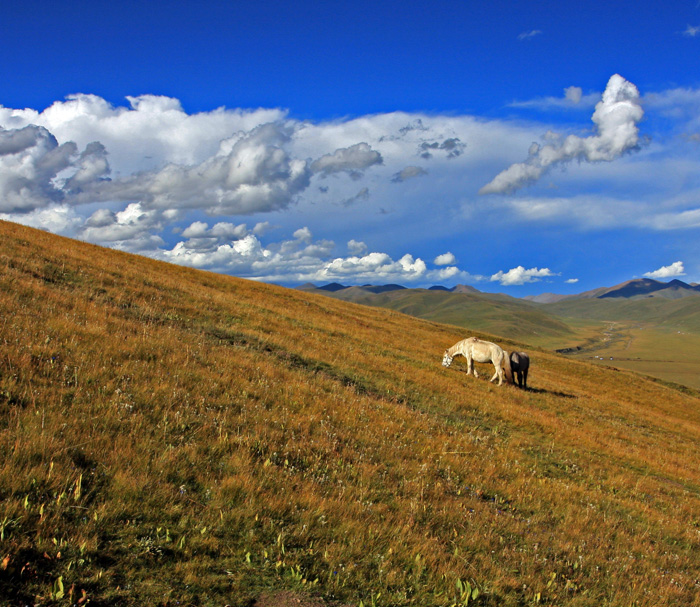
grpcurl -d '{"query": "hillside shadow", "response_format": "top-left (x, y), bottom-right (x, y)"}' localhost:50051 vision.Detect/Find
top-left (522, 386), bottom-right (577, 399)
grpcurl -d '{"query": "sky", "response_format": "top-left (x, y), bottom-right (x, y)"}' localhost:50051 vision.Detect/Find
top-left (2, 0), bottom-right (700, 296)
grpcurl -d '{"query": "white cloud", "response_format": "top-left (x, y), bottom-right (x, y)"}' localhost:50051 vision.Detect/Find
top-left (565, 86), bottom-right (583, 104)
top-left (565, 278), bottom-right (579, 284)
top-left (683, 25), bottom-right (700, 37)
top-left (0, 93), bottom-right (286, 173)
top-left (320, 252), bottom-right (426, 282)
top-left (80, 202), bottom-right (167, 250)
top-left (181, 220), bottom-right (248, 241)
top-left (0, 203), bottom-right (84, 234)
top-left (156, 228), bottom-right (455, 285)
top-left (434, 252), bottom-right (456, 265)
top-left (490, 266), bottom-right (557, 286)
top-left (518, 29), bottom-right (542, 41)
top-left (310, 142), bottom-right (383, 177)
top-left (640, 207), bottom-right (700, 230)
top-left (77, 122), bottom-right (312, 215)
top-left (0, 125), bottom-right (108, 213)
top-left (293, 226), bottom-right (312, 242)
top-left (643, 261), bottom-right (685, 279)
top-left (348, 239), bottom-right (367, 255)
top-left (2, 81), bottom-right (700, 288)
top-left (509, 86), bottom-right (599, 111)
top-left (481, 74), bottom-right (644, 194)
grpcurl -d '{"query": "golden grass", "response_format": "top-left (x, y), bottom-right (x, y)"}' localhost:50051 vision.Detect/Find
top-left (1, 219), bottom-right (700, 606)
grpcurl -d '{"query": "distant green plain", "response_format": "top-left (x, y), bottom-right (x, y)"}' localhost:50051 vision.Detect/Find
top-left (544, 320), bottom-right (700, 391)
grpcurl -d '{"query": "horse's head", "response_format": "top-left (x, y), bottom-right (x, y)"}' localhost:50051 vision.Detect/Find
top-left (442, 351), bottom-right (453, 367)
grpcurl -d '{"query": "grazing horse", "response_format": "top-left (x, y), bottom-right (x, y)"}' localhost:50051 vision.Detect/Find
top-left (509, 351), bottom-right (530, 389)
top-left (442, 337), bottom-right (513, 385)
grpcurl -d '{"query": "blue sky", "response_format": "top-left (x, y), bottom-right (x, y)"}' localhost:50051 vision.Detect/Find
top-left (2, 1), bottom-right (700, 295)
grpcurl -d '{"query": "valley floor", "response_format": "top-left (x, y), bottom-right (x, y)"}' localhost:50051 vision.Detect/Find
top-left (546, 322), bottom-right (700, 391)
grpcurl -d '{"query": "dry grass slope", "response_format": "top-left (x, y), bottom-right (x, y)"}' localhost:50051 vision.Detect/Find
top-left (1, 219), bottom-right (700, 606)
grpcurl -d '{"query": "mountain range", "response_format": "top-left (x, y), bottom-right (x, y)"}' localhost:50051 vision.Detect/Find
top-left (298, 277), bottom-right (700, 350)
top-left (299, 277), bottom-right (700, 302)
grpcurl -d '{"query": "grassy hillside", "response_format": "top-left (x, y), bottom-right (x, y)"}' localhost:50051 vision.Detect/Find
top-left (318, 288), bottom-right (574, 345)
top-left (1, 220), bottom-right (700, 606)
top-left (546, 297), bottom-right (700, 333)
top-left (316, 287), bottom-right (700, 389)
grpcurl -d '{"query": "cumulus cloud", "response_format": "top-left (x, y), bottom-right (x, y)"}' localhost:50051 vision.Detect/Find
top-left (434, 252), bottom-right (456, 265)
top-left (391, 165), bottom-right (427, 182)
top-left (77, 122), bottom-right (311, 215)
top-left (0, 125), bottom-right (108, 213)
top-left (0, 93), bottom-right (286, 172)
top-left (310, 142), bottom-right (383, 177)
top-left (0, 203), bottom-right (84, 234)
top-left (643, 261), bottom-right (685, 279)
top-left (490, 266), bottom-right (556, 286)
top-left (293, 226), bottom-right (312, 242)
top-left (80, 203), bottom-right (168, 250)
top-left (481, 74), bottom-right (644, 194)
top-left (320, 252), bottom-right (427, 282)
top-left (348, 239), bottom-right (367, 255)
top-left (565, 278), bottom-right (579, 284)
top-left (3, 84), bottom-right (700, 289)
top-left (155, 226), bottom-right (450, 285)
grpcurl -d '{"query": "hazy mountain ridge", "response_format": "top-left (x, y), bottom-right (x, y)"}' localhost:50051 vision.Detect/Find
top-left (301, 277), bottom-right (700, 302)
top-left (299, 278), bottom-right (700, 346)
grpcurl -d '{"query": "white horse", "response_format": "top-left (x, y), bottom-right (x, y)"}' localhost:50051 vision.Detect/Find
top-left (442, 337), bottom-right (513, 385)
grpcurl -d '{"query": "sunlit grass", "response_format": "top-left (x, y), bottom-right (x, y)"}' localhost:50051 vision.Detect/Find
top-left (1, 219), bottom-right (700, 606)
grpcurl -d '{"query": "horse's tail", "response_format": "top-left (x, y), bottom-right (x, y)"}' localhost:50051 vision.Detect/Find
top-left (502, 349), bottom-right (514, 384)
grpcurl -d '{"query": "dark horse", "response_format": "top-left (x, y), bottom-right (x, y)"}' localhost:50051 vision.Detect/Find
top-left (509, 352), bottom-right (530, 389)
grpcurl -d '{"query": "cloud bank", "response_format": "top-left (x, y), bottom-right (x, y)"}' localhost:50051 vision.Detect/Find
top-left (2, 75), bottom-right (700, 289)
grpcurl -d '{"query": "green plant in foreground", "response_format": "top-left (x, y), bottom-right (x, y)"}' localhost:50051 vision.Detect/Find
top-left (454, 578), bottom-right (480, 606)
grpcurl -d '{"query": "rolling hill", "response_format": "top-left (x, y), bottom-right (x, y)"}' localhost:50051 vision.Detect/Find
top-left (302, 281), bottom-right (700, 388)
top-left (2, 219), bottom-right (700, 606)
top-left (299, 284), bottom-right (574, 344)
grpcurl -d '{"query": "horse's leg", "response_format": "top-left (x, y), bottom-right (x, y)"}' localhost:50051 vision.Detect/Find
top-left (469, 355), bottom-right (478, 377)
top-left (523, 368), bottom-right (528, 389)
top-left (490, 362), bottom-right (502, 384)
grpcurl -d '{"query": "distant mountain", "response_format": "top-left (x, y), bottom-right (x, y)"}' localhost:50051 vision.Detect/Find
top-left (599, 278), bottom-right (700, 299)
top-left (304, 278), bottom-right (700, 303)
top-left (301, 282), bottom-right (573, 342)
top-left (301, 283), bottom-right (481, 295)
top-left (524, 278), bottom-right (700, 303)
top-left (299, 278), bottom-right (700, 344)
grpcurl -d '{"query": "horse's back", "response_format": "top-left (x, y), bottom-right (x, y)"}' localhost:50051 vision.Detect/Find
top-left (518, 352), bottom-right (530, 369)
top-left (511, 351), bottom-right (530, 370)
